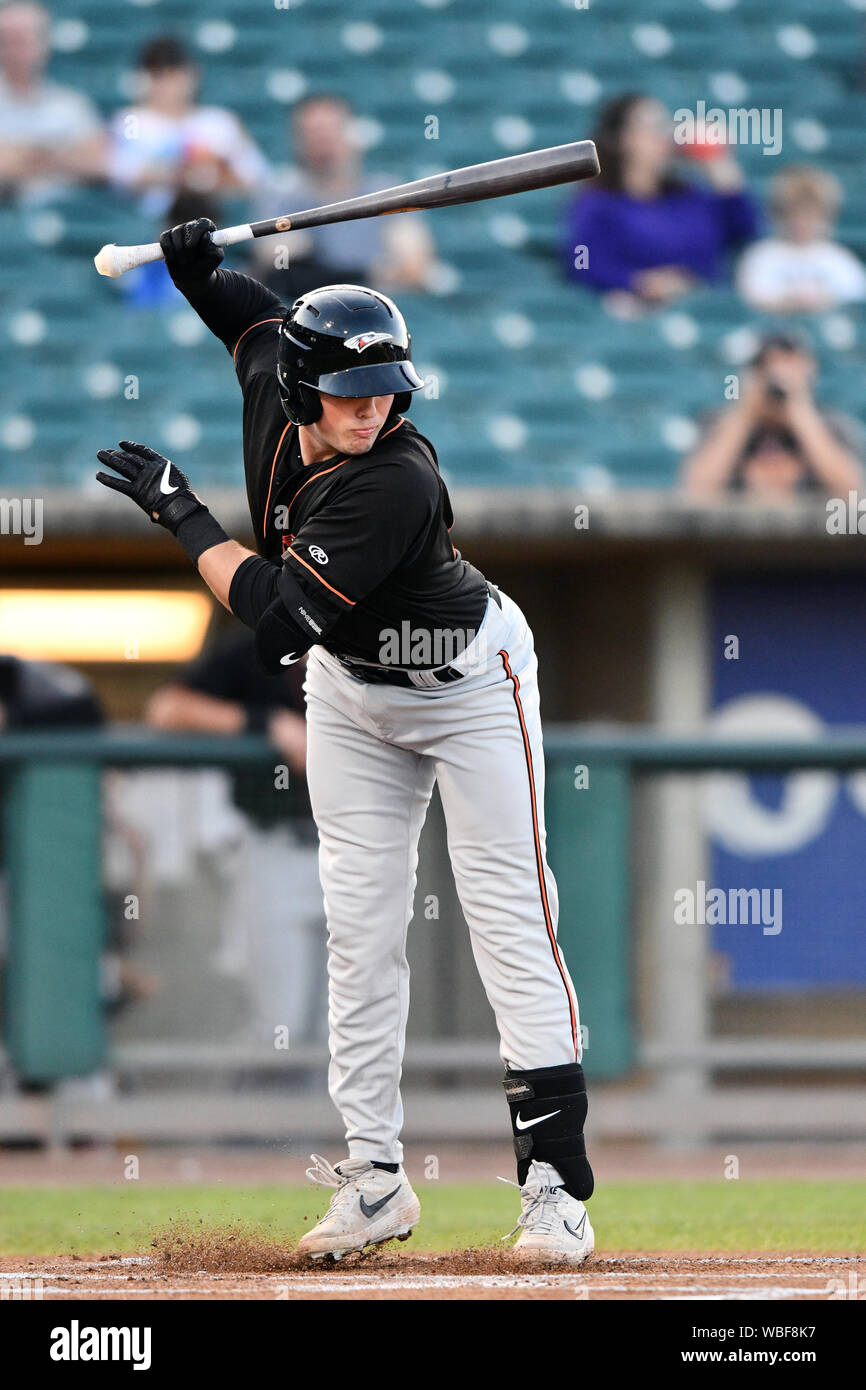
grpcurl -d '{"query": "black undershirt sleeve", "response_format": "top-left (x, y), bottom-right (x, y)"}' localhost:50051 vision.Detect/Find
top-left (228, 555), bottom-right (281, 628)
top-left (169, 269), bottom-right (286, 353)
top-left (229, 555), bottom-right (317, 672)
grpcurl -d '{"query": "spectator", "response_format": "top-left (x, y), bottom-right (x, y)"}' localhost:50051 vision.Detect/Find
top-left (145, 627), bottom-right (325, 1045)
top-left (562, 92), bottom-right (758, 311)
top-left (681, 333), bottom-right (863, 499)
top-left (0, 1), bottom-right (105, 202)
top-left (736, 166), bottom-right (866, 314)
top-left (251, 92), bottom-right (436, 299)
top-left (108, 35), bottom-right (268, 219)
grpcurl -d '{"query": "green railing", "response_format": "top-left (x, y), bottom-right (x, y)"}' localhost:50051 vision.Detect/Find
top-left (543, 726), bottom-right (866, 1081)
top-left (5, 726), bottom-right (866, 1084)
top-left (1, 731), bottom-right (273, 1083)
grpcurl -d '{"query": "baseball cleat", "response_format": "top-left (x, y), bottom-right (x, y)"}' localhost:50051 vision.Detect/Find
top-left (296, 1153), bottom-right (421, 1261)
top-left (501, 1160), bottom-right (594, 1265)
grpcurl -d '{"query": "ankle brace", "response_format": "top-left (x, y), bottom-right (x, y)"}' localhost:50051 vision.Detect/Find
top-left (504, 1062), bottom-right (594, 1201)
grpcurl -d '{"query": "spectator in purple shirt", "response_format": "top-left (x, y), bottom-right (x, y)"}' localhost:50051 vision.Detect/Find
top-left (563, 92), bottom-right (758, 312)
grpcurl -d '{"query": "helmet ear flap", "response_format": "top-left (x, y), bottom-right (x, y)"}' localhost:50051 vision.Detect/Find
top-left (297, 384), bottom-right (322, 425)
top-left (278, 378), bottom-right (322, 426)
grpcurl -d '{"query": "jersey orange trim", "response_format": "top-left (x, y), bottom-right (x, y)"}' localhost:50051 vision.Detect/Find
top-left (377, 415), bottom-right (405, 442)
top-left (287, 548), bottom-right (356, 606)
top-left (286, 454), bottom-right (351, 522)
top-left (282, 416), bottom-right (407, 531)
top-left (232, 316), bottom-right (283, 364)
top-left (262, 421), bottom-right (292, 541)
top-left (499, 648), bottom-right (580, 1061)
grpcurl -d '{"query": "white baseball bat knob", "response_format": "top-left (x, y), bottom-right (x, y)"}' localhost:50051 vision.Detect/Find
top-left (94, 224), bottom-right (252, 278)
top-left (93, 241), bottom-right (163, 278)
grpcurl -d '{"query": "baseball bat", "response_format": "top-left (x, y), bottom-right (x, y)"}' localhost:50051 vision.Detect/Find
top-left (93, 139), bottom-right (599, 278)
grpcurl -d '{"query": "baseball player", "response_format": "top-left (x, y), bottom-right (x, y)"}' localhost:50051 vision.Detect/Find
top-left (96, 218), bottom-right (595, 1263)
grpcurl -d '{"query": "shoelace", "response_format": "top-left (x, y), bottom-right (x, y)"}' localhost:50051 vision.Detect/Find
top-left (305, 1154), bottom-right (345, 1189)
top-left (497, 1174), bottom-right (567, 1241)
top-left (305, 1153), bottom-right (366, 1217)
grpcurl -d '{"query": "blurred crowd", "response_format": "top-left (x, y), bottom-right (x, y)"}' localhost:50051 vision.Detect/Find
top-left (0, 4), bottom-right (436, 298)
top-left (1, 1), bottom-right (865, 499)
top-left (560, 91), bottom-right (866, 319)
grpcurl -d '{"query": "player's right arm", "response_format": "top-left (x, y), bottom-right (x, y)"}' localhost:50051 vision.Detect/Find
top-left (159, 217), bottom-right (286, 353)
top-left (94, 441), bottom-right (317, 667)
top-left (94, 439), bottom-right (440, 674)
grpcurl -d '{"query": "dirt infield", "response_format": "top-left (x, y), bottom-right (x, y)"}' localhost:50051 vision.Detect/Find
top-left (3, 1146), bottom-right (864, 1299)
top-left (2, 1251), bottom-right (863, 1301)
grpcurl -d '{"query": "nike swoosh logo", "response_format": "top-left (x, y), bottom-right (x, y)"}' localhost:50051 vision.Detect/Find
top-left (515, 1109), bottom-right (561, 1131)
top-left (564, 1213), bottom-right (588, 1240)
top-left (359, 1186), bottom-right (401, 1219)
top-left (159, 459), bottom-right (178, 495)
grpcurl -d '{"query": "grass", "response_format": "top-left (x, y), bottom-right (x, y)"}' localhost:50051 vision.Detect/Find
top-left (1, 1180), bottom-right (865, 1256)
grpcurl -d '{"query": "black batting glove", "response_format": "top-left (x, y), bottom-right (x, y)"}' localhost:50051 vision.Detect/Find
top-left (96, 441), bottom-right (229, 561)
top-left (159, 218), bottom-right (224, 288)
top-left (96, 440), bottom-right (203, 532)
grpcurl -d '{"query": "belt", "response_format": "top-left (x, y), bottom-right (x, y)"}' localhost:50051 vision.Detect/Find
top-left (335, 581), bottom-right (501, 689)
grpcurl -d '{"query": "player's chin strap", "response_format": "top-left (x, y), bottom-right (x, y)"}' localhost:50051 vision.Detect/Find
top-left (503, 1062), bottom-right (594, 1201)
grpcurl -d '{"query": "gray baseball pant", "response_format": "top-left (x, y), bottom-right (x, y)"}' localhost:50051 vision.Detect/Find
top-left (303, 588), bottom-right (582, 1163)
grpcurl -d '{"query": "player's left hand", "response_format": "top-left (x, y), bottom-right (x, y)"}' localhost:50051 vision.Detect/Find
top-left (96, 440), bottom-right (206, 534)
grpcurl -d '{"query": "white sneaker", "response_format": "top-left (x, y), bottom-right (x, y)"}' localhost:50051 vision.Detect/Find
top-left (502, 1160), bottom-right (595, 1265)
top-left (296, 1154), bottom-right (421, 1261)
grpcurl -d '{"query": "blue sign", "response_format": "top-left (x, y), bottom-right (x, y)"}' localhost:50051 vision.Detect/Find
top-left (709, 572), bottom-right (866, 989)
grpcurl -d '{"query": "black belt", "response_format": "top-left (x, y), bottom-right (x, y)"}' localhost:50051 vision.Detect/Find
top-left (335, 581), bottom-right (501, 688)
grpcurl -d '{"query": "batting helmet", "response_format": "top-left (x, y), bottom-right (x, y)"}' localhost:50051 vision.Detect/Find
top-left (277, 283), bottom-right (425, 426)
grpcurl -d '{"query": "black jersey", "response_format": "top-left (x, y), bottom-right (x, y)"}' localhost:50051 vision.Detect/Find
top-left (225, 286), bottom-right (489, 668)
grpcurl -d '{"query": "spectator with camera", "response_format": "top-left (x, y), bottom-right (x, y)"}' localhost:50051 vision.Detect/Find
top-left (681, 333), bottom-right (863, 498)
